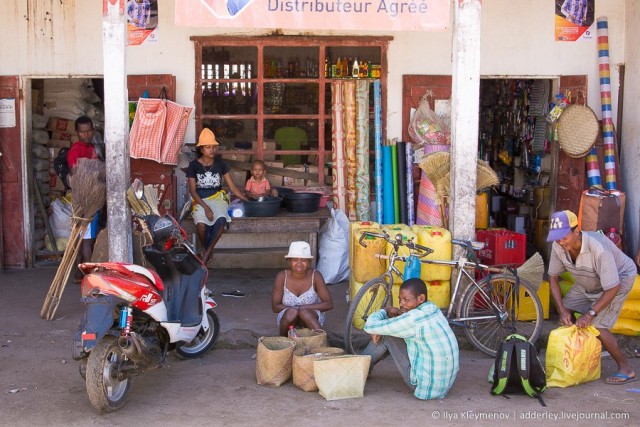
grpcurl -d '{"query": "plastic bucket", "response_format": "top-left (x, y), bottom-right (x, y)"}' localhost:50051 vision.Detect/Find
top-left (411, 225), bottom-right (452, 282)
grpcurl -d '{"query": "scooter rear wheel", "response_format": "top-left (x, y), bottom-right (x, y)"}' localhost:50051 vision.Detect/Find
top-left (176, 309), bottom-right (220, 358)
top-left (86, 336), bottom-right (131, 413)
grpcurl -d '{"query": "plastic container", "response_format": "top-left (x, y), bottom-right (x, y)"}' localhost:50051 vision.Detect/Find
top-left (476, 229), bottom-right (526, 266)
top-left (243, 197), bottom-right (282, 217)
top-left (476, 192), bottom-right (489, 230)
top-left (284, 192), bottom-right (321, 213)
top-left (288, 325), bottom-right (299, 338)
top-left (349, 221), bottom-right (385, 282)
top-left (516, 280), bottom-right (550, 321)
top-left (382, 225), bottom-right (416, 284)
top-left (426, 280), bottom-right (450, 309)
top-left (411, 225), bottom-right (452, 282)
top-left (607, 227), bottom-right (622, 249)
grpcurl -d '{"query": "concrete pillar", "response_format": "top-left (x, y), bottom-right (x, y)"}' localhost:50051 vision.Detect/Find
top-left (102, 0), bottom-right (132, 263)
top-left (450, 0), bottom-right (482, 246)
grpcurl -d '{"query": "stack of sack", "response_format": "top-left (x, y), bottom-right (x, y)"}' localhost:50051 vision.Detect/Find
top-left (31, 114), bottom-right (52, 252)
top-left (42, 78), bottom-right (104, 129)
top-left (255, 329), bottom-right (371, 400)
top-left (558, 271), bottom-right (640, 336)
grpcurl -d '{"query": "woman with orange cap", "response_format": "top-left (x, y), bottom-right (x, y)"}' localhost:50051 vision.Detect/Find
top-left (187, 128), bottom-right (248, 264)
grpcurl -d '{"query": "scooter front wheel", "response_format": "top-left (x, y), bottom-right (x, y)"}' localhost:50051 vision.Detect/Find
top-left (176, 309), bottom-right (220, 358)
top-left (86, 336), bottom-right (131, 413)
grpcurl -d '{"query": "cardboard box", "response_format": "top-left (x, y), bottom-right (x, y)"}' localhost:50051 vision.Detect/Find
top-left (47, 117), bottom-right (75, 132)
top-left (228, 169), bottom-right (248, 189)
top-left (264, 161), bottom-right (284, 187)
top-left (252, 141), bottom-right (276, 161)
top-left (507, 214), bottom-right (527, 235)
top-left (222, 151), bottom-right (251, 163)
top-left (50, 131), bottom-right (77, 141)
top-left (283, 164), bottom-right (306, 187)
top-left (48, 139), bottom-right (71, 149)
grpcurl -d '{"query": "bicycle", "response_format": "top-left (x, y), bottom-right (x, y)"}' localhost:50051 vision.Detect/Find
top-left (344, 230), bottom-right (543, 357)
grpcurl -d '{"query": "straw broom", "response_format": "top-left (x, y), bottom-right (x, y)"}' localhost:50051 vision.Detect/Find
top-left (515, 252), bottom-right (545, 290)
top-left (41, 158), bottom-right (106, 320)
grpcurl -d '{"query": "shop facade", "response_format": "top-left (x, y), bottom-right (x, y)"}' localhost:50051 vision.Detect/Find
top-left (0, 0), bottom-right (639, 268)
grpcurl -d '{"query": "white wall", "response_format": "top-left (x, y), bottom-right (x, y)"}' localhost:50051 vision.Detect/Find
top-left (1, 0), bottom-right (626, 141)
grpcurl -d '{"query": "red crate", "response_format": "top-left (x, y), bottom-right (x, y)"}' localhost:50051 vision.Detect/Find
top-left (476, 229), bottom-right (526, 266)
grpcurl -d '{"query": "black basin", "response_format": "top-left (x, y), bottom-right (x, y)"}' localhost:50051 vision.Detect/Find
top-left (283, 192), bottom-right (321, 213)
top-left (273, 186), bottom-right (295, 207)
top-left (243, 196), bottom-right (282, 217)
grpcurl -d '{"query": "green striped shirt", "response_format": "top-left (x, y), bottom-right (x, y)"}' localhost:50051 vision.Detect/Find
top-left (364, 302), bottom-right (459, 399)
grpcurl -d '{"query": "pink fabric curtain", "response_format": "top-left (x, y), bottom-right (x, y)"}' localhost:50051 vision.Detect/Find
top-left (331, 81), bottom-right (347, 211)
top-left (342, 81), bottom-right (357, 220)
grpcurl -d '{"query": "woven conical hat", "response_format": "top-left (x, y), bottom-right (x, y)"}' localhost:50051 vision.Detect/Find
top-left (557, 105), bottom-right (599, 158)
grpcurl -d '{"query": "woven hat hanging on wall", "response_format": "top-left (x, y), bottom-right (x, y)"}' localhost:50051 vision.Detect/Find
top-left (557, 104), bottom-right (599, 158)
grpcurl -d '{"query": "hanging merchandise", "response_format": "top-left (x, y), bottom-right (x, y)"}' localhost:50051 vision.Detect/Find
top-left (546, 94), bottom-right (569, 123)
top-left (405, 143), bottom-right (415, 226)
top-left (577, 188), bottom-right (626, 235)
top-left (373, 81), bottom-right (383, 224)
top-left (382, 144), bottom-right (394, 224)
top-left (556, 104), bottom-right (598, 158)
top-left (342, 81), bottom-right (357, 221)
top-left (596, 17), bottom-right (618, 190)
top-left (129, 98), bottom-right (167, 162)
top-left (354, 80), bottom-right (370, 222)
top-left (408, 94), bottom-right (449, 145)
top-left (330, 81), bottom-right (347, 212)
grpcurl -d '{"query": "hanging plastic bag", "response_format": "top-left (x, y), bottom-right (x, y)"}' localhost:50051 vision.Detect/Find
top-left (129, 98), bottom-right (167, 162)
top-left (545, 325), bottom-right (601, 388)
top-left (317, 208), bottom-right (350, 284)
top-left (408, 95), bottom-right (449, 145)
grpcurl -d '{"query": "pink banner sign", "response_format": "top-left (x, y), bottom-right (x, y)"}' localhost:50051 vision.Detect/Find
top-left (175, 0), bottom-right (450, 31)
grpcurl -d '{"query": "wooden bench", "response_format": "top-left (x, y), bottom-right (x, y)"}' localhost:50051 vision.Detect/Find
top-left (182, 207), bottom-right (331, 269)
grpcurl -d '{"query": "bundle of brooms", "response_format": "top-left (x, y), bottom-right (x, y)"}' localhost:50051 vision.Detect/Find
top-left (41, 158), bottom-right (106, 320)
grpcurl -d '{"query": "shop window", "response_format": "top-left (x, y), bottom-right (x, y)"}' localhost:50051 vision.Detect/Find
top-left (192, 36), bottom-right (390, 187)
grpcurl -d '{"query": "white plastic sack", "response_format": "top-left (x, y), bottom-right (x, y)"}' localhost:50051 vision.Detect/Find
top-left (317, 208), bottom-right (350, 284)
top-left (49, 197), bottom-right (72, 239)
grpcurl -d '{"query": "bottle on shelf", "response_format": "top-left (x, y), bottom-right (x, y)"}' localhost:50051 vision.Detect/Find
top-left (288, 325), bottom-right (299, 338)
top-left (335, 57), bottom-right (342, 78)
top-left (360, 61), bottom-right (368, 78)
top-left (325, 58), bottom-right (329, 77)
top-left (607, 227), bottom-right (621, 247)
top-left (341, 57), bottom-right (349, 77)
top-left (352, 58), bottom-right (359, 78)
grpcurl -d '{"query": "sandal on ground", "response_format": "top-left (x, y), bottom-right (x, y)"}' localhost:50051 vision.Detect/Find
top-left (604, 372), bottom-right (637, 385)
top-left (221, 290), bottom-right (246, 298)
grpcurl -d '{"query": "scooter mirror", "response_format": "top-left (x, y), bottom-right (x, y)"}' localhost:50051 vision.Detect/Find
top-left (132, 179), bottom-right (144, 200)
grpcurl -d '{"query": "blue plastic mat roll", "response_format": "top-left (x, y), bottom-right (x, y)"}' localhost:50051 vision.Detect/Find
top-left (391, 143), bottom-right (400, 224)
top-left (397, 141), bottom-right (407, 224)
top-left (406, 143), bottom-right (415, 226)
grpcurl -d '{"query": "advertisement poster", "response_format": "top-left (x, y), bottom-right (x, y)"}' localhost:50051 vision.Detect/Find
top-left (175, 0), bottom-right (450, 32)
top-left (127, 0), bottom-right (159, 46)
top-left (555, 0), bottom-right (595, 41)
top-left (0, 98), bottom-right (16, 128)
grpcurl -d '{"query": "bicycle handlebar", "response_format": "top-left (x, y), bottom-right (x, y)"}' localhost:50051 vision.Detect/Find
top-left (358, 230), bottom-right (433, 256)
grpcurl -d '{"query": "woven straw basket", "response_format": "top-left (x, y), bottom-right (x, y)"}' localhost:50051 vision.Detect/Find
top-left (557, 104), bottom-right (599, 158)
top-left (256, 336), bottom-right (296, 387)
top-left (313, 355), bottom-right (371, 400)
top-left (290, 328), bottom-right (328, 349)
top-left (292, 347), bottom-right (345, 392)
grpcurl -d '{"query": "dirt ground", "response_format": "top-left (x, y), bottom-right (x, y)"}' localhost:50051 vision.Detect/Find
top-left (2, 266), bottom-right (640, 426)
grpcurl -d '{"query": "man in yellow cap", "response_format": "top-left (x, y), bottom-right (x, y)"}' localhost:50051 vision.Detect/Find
top-left (547, 210), bottom-right (636, 385)
top-left (186, 128), bottom-right (248, 265)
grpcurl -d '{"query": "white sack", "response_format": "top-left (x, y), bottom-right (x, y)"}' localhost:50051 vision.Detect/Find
top-left (317, 208), bottom-right (350, 284)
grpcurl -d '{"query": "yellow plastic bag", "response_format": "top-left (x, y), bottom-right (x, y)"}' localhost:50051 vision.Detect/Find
top-left (545, 325), bottom-right (601, 388)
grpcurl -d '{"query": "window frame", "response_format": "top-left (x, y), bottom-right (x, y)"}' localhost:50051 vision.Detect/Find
top-left (191, 35), bottom-right (391, 188)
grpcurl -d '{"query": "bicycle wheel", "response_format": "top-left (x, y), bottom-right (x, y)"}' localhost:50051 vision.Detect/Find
top-left (344, 277), bottom-right (390, 355)
top-left (459, 274), bottom-right (543, 357)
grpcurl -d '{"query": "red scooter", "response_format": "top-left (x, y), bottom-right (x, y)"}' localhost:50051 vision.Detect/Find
top-left (72, 186), bottom-right (219, 413)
